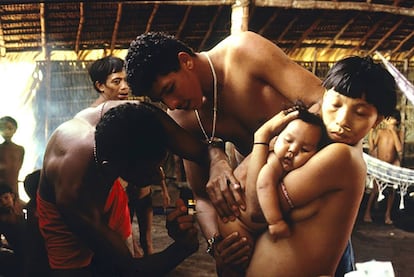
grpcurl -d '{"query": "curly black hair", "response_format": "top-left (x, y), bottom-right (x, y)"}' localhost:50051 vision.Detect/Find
top-left (95, 102), bottom-right (167, 168)
top-left (125, 32), bottom-right (195, 97)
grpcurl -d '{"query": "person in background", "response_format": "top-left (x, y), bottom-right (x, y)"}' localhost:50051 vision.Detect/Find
top-left (126, 166), bottom-right (171, 257)
top-left (89, 56), bottom-right (130, 106)
top-left (0, 183), bottom-right (25, 277)
top-left (363, 110), bottom-right (403, 225)
top-left (37, 101), bottom-right (208, 276)
top-left (0, 116), bottom-right (25, 198)
top-left (88, 56), bottom-right (135, 257)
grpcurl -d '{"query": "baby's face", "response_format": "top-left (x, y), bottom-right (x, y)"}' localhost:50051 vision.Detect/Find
top-left (274, 119), bottom-right (321, 172)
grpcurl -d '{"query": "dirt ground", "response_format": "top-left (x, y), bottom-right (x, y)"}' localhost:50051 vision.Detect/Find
top-left (145, 184), bottom-right (414, 277)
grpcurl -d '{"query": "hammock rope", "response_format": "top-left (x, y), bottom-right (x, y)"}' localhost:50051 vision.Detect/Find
top-left (363, 153), bottom-right (414, 209)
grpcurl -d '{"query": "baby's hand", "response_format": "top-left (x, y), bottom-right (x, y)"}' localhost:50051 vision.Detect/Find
top-left (268, 220), bottom-right (290, 241)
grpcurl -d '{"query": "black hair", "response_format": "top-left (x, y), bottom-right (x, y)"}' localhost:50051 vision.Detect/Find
top-left (126, 32), bottom-right (196, 97)
top-left (23, 169), bottom-right (41, 200)
top-left (88, 56), bottom-right (125, 93)
top-left (322, 56), bottom-right (397, 117)
top-left (389, 109), bottom-right (401, 125)
top-left (0, 183), bottom-right (13, 195)
top-left (0, 116), bottom-right (18, 129)
top-left (290, 101), bottom-right (331, 150)
top-left (94, 102), bottom-right (168, 168)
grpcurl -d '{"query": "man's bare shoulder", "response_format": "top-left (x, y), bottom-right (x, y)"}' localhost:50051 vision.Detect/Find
top-left (45, 117), bottom-right (94, 168)
top-left (213, 31), bottom-right (276, 60)
top-left (167, 109), bottom-right (199, 133)
top-left (43, 118), bottom-right (93, 191)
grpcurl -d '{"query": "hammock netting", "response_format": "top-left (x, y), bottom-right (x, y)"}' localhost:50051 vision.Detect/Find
top-left (363, 153), bottom-right (414, 210)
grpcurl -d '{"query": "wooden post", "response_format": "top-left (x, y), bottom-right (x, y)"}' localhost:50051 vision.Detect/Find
top-left (231, 0), bottom-right (250, 34)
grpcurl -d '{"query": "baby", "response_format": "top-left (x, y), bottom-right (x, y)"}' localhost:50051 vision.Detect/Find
top-left (256, 104), bottom-right (330, 240)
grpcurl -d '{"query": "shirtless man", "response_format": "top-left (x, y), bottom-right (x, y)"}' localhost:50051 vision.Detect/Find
top-left (125, 31), bottom-right (355, 274)
top-left (37, 101), bottom-right (208, 276)
top-left (363, 111), bottom-right (402, 225)
top-left (0, 116), bottom-right (25, 196)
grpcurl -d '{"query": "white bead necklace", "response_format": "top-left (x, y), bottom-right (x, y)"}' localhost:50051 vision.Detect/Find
top-left (195, 52), bottom-right (217, 143)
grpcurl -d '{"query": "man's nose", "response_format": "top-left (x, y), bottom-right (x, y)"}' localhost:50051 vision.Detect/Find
top-left (121, 80), bottom-right (130, 90)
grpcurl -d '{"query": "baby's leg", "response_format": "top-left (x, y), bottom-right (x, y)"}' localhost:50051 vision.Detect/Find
top-left (217, 212), bottom-right (263, 277)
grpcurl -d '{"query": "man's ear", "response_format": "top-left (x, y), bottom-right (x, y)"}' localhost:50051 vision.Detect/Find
top-left (95, 81), bottom-right (105, 93)
top-left (177, 52), bottom-right (193, 69)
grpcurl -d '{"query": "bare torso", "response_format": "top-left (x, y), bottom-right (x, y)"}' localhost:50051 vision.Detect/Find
top-left (38, 104), bottom-right (115, 208)
top-left (222, 143), bottom-right (366, 276)
top-left (0, 142), bottom-right (24, 193)
top-left (169, 32), bottom-right (324, 156)
top-left (376, 128), bottom-right (400, 164)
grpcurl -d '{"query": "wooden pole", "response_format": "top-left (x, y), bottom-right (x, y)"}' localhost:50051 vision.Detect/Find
top-left (231, 0), bottom-right (249, 34)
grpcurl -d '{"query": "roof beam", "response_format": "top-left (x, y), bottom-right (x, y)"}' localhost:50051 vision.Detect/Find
top-left (124, 1), bottom-right (234, 6)
top-left (322, 15), bottom-right (356, 52)
top-left (75, 2), bottom-right (84, 54)
top-left (287, 17), bottom-right (321, 55)
top-left (258, 10), bottom-right (279, 35)
top-left (391, 30), bottom-right (414, 56)
top-left (145, 3), bottom-right (159, 33)
top-left (352, 15), bottom-right (388, 52)
top-left (0, 14), bottom-right (5, 57)
top-left (277, 15), bottom-right (298, 41)
top-left (110, 2), bottom-right (123, 54)
top-left (404, 44), bottom-right (414, 60)
top-left (176, 6), bottom-right (192, 39)
top-left (254, 0), bottom-right (414, 17)
top-left (367, 18), bottom-right (404, 56)
top-left (198, 6), bottom-right (223, 51)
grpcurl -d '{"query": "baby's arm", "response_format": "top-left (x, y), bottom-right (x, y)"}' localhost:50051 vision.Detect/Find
top-left (256, 155), bottom-right (290, 240)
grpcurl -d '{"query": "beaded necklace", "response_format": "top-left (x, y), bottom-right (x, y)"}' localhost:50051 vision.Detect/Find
top-left (195, 52), bottom-right (217, 143)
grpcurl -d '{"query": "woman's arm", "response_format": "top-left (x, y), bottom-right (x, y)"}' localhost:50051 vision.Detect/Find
top-left (281, 143), bottom-right (363, 210)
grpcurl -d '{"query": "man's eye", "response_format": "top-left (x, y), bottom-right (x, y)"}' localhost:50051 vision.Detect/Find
top-left (165, 84), bottom-right (175, 95)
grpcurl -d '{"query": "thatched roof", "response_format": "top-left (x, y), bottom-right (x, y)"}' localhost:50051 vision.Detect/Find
top-left (1, 0), bottom-right (414, 61)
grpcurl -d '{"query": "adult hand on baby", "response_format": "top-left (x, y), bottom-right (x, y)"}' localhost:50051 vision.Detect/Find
top-left (206, 147), bottom-right (245, 222)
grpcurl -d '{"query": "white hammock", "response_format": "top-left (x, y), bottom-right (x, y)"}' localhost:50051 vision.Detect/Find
top-left (363, 153), bottom-right (414, 209)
